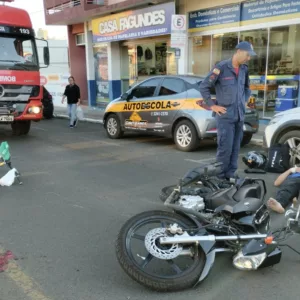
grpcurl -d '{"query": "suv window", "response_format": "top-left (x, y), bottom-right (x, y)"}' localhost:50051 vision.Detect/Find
top-left (130, 78), bottom-right (161, 99)
top-left (196, 80), bottom-right (216, 96)
top-left (158, 78), bottom-right (185, 96)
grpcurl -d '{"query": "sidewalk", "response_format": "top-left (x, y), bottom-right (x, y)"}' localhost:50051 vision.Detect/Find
top-left (53, 105), bottom-right (266, 145)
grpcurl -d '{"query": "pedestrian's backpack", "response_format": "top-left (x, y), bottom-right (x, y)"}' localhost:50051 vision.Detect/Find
top-left (265, 143), bottom-right (290, 173)
top-left (145, 48), bottom-right (153, 60)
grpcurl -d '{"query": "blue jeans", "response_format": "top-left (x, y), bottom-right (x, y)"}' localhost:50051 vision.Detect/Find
top-left (68, 104), bottom-right (77, 126)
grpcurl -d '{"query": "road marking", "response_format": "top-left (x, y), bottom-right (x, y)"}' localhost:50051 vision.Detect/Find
top-left (72, 204), bottom-right (84, 209)
top-left (62, 140), bottom-right (121, 150)
top-left (185, 153), bottom-right (246, 164)
top-left (22, 171), bottom-right (50, 177)
top-left (32, 126), bottom-right (46, 131)
top-left (0, 247), bottom-right (52, 300)
top-left (185, 157), bottom-right (216, 163)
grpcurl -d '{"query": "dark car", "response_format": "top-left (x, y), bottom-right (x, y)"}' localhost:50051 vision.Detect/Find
top-left (103, 75), bottom-right (259, 152)
top-left (41, 86), bottom-right (54, 119)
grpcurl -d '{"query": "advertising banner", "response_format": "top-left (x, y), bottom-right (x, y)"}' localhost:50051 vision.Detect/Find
top-left (189, 0), bottom-right (300, 32)
top-left (40, 73), bottom-right (70, 107)
top-left (188, 4), bottom-right (241, 32)
top-left (92, 2), bottom-right (175, 43)
top-left (241, 0), bottom-right (300, 24)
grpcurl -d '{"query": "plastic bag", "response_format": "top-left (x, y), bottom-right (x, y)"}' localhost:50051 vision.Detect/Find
top-left (76, 106), bottom-right (84, 120)
top-left (0, 168), bottom-right (17, 186)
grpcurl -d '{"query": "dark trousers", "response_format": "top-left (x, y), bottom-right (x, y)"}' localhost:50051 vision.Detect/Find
top-left (276, 178), bottom-right (300, 208)
top-left (216, 119), bottom-right (244, 179)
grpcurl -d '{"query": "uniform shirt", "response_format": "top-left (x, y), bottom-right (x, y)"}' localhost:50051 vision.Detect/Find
top-left (63, 84), bottom-right (81, 104)
top-left (199, 58), bottom-right (251, 122)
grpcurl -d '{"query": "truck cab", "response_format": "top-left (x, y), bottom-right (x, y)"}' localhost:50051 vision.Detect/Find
top-left (0, 1), bottom-right (50, 135)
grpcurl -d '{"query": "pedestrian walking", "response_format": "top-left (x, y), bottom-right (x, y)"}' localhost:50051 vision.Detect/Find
top-left (200, 41), bottom-right (256, 180)
top-left (62, 76), bottom-right (81, 128)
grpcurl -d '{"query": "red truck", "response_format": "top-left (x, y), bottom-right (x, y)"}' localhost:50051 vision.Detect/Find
top-left (0, 0), bottom-right (50, 135)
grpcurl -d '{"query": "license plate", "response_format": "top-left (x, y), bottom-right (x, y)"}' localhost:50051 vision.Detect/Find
top-left (0, 115), bottom-right (14, 122)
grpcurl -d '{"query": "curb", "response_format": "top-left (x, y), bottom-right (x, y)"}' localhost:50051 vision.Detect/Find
top-left (54, 114), bottom-right (103, 124)
top-left (53, 113), bottom-right (263, 145)
top-left (249, 138), bottom-right (263, 146)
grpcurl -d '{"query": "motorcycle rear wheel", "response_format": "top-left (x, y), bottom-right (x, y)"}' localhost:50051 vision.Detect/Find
top-left (116, 210), bottom-right (205, 292)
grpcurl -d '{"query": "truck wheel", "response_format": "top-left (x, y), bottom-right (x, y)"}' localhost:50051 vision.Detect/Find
top-left (43, 105), bottom-right (54, 119)
top-left (173, 120), bottom-right (198, 152)
top-left (11, 121), bottom-right (31, 136)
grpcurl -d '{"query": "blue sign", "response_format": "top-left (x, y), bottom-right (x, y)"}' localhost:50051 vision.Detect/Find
top-left (242, 0), bottom-right (300, 22)
top-left (189, 4), bottom-right (241, 31)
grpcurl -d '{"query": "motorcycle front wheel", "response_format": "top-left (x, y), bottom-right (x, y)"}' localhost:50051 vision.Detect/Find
top-left (115, 210), bottom-right (206, 292)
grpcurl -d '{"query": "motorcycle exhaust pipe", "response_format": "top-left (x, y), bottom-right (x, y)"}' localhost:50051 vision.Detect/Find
top-left (159, 234), bottom-right (268, 245)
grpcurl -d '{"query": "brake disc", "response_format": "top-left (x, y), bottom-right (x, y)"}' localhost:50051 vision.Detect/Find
top-left (144, 228), bottom-right (183, 260)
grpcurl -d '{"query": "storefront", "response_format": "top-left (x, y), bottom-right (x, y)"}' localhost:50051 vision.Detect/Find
top-left (187, 0), bottom-right (300, 119)
top-left (90, 1), bottom-right (177, 106)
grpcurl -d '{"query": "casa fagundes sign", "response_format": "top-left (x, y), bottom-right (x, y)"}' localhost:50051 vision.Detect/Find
top-left (91, 2), bottom-right (175, 43)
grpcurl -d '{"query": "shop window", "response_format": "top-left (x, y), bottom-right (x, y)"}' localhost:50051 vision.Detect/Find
top-left (158, 78), bottom-right (185, 96)
top-left (212, 33), bottom-right (238, 66)
top-left (189, 35), bottom-right (211, 76)
top-left (240, 29), bottom-right (268, 118)
top-left (93, 45), bottom-right (109, 105)
top-left (136, 43), bottom-right (167, 78)
top-left (130, 78), bottom-right (161, 99)
top-left (240, 29), bottom-right (267, 76)
top-left (267, 25), bottom-right (300, 118)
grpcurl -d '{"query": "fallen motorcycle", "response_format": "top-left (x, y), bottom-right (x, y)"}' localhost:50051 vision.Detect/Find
top-left (115, 162), bottom-right (300, 292)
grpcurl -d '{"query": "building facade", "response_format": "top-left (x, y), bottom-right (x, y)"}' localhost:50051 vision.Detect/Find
top-left (44, 0), bottom-right (300, 119)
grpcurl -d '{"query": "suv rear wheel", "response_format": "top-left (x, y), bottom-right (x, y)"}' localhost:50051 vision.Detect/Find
top-left (173, 120), bottom-right (198, 152)
top-left (278, 130), bottom-right (300, 166)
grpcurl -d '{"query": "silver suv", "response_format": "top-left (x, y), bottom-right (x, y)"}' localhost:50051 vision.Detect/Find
top-left (103, 75), bottom-right (259, 152)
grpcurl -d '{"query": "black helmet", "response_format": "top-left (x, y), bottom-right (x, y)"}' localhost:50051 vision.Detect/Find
top-left (242, 151), bottom-right (267, 169)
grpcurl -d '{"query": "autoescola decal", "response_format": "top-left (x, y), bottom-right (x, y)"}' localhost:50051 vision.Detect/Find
top-left (123, 101), bottom-right (172, 111)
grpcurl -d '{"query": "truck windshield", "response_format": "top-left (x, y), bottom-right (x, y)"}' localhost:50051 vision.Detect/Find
top-left (0, 35), bottom-right (38, 71)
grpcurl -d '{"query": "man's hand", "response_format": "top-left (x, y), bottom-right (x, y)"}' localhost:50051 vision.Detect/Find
top-left (61, 98), bottom-right (64, 104)
top-left (211, 105), bottom-right (227, 115)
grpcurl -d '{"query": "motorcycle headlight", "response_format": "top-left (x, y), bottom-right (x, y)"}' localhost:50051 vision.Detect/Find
top-left (233, 250), bottom-right (266, 270)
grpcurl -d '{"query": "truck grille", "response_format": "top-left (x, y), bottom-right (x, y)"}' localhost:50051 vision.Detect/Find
top-left (0, 85), bottom-right (34, 102)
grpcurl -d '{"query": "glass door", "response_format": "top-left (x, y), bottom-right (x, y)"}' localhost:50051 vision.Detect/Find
top-left (240, 29), bottom-right (268, 118)
top-left (128, 44), bottom-right (138, 88)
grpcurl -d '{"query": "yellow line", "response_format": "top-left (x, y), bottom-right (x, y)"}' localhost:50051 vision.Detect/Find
top-left (22, 171), bottom-right (50, 177)
top-left (0, 247), bottom-right (52, 300)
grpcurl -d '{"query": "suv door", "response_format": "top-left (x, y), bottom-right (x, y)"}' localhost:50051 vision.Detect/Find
top-left (149, 77), bottom-right (187, 134)
top-left (121, 77), bottom-right (162, 132)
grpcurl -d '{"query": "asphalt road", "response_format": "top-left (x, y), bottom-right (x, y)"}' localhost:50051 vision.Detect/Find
top-left (0, 119), bottom-right (298, 300)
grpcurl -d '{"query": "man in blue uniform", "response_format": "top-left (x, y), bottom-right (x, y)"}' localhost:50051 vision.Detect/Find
top-left (200, 41), bottom-right (256, 180)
